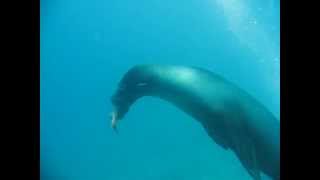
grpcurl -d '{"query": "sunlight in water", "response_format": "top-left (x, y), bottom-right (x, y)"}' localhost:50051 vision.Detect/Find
top-left (214, 0), bottom-right (279, 67)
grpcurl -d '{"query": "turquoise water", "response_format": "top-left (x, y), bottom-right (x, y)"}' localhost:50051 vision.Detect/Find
top-left (40, 0), bottom-right (279, 179)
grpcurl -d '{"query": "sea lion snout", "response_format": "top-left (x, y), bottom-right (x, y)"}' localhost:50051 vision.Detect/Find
top-left (110, 92), bottom-right (130, 133)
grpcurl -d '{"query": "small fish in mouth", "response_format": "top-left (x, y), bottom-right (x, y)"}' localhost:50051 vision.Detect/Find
top-left (110, 111), bottom-right (119, 133)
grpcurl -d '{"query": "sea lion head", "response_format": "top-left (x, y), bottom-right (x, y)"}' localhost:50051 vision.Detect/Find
top-left (110, 65), bottom-right (157, 131)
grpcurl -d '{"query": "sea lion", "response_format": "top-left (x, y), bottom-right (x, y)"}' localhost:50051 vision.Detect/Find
top-left (110, 64), bottom-right (280, 180)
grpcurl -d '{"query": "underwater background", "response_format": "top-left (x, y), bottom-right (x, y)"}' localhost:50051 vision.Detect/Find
top-left (40, 0), bottom-right (279, 179)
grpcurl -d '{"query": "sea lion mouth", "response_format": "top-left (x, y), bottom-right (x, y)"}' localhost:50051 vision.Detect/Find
top-left (110, 93), bottom-right (128, 133)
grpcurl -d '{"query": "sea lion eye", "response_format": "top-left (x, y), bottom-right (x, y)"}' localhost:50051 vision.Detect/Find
top-left (136, 82), bottom-right (147, 87)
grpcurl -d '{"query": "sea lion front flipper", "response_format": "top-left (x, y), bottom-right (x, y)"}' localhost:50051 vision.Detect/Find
top-left (234, 136), bottom-right (261, 180)
top-left (202, 122), bottom-right (229, 149)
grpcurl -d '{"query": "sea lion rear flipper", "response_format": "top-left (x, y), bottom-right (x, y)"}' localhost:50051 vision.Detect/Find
top-left (235, 136), bottom-right (261, 180)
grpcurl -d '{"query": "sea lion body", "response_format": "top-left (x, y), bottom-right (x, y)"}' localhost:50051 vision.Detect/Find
top-left (110, 65), bottom-right (280, 180)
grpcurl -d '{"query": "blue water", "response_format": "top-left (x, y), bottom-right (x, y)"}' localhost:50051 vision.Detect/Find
top-left (40, 0), bottom-right (279, 179)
